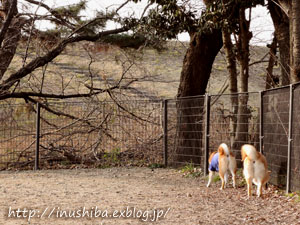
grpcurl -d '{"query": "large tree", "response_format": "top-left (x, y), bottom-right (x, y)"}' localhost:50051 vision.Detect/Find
top-left (0, 0), bottom-right (154, 105)
top-left (175, 0), bottom-right (262, 164)
top-left (268, 0), bottom-right (300, 84)
top-left (140, 0), bottom-right (264, 165)
top-left (213, 0), bottom-right (264, 158)
top-left (268, 0), bottom-right (290, 85)
top-left (175, 28), bottom-right (223, 165)
top-left (290, 0), bottom-right (300, 83)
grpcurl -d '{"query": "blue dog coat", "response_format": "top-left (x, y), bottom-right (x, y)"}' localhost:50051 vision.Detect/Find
top-left (209, 153), bottom-right (219, 172)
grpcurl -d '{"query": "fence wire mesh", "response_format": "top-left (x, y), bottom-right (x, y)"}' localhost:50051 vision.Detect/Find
top-left (166, 97), bottom-right (206, 167)
top-left (0, 83), bottom-right (300, 192)
top-left (0, 100), bottom-right (163, 169)
top-left (262, 87), bottom-right (290, 188)
top-left (209, 93), bottom-right (260, 166)
top-left (291, 83), bottom-right (300, 191)
top-left (0, 103), bottom-right (36, 169)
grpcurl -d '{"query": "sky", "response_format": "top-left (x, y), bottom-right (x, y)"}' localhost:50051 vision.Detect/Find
top-left (27, 0), bottom-right (274, 46)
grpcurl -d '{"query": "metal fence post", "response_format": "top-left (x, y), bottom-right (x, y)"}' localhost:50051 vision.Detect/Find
top-left (204, 94), bottom-right (211, 176)
top-left (35, 102), bottom-right (41, 170)
top-left (163, 99), bottom-right (168, 167)
top-left (259, 91), bottom-right (264, 154)
top-left (286, 84), bottom-right (294, 193)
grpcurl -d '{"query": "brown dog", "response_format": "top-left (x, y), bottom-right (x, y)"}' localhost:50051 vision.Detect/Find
top-left (241, 144), bottom-right (271, 197)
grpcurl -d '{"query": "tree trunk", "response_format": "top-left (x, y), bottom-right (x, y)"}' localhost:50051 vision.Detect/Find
top-left (0, 0), bottom-right (21, 80)
top-left (233, 8), bottom-right (252, 162)
top-left (174, 29), bottom-right (223, 166)
top-left (222, 30), bottom-right (238, 150)
top-left (266, 36), bottom-right (278, 89)
top-left (268, 0), bottom-right (290, 85)
top-left (291, 0), bottom-right (300, 83)
top-left (177, 30), bottom-right (223, 97)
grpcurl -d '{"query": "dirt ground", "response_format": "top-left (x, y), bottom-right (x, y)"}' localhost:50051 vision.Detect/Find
top-left (0, 167), bottom-right (299, 225)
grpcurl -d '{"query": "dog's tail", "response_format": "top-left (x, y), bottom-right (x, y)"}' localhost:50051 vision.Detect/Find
top-left (208, 151), bottom-right (217, 164)
top-left (241, 144), bottom-right (260, 161)
top-left (218, 143), bottom-right (231, 157)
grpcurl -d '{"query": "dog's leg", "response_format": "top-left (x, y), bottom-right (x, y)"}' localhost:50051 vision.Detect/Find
top-left (231, 169), bottom-right (236, 188)
top-left (207, 170), bottom-right (214, 187)
top-left (257, 182), bottom-right (262, 197)
top-left (246, 178), bottom-right (252, 197)
top-left (219, 171), bottom-right (225, 190)
top-left (224, 171), bottom-right (229, 188)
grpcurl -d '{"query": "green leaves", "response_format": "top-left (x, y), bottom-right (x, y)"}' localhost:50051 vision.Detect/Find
top-left (136, 1), bottom-right (198, 40)
top-left (54, 0), bottom-right (87, 23)
top-left (133, 0), bottom-right (265, 39)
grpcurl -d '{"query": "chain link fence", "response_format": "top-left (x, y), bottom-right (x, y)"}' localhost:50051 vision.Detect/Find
top-left (0, 103), bottom-right (36, 169)
top-left (262, 87), bottom-right (290, 188)
top-left (291, 84), bottom-right (300, 191)
top-left (0, 100), bottom-right (163, 169)
top-left (0, 83), bottom-right (300, 192)
top-left (166, 97), bottom-right (206, 167)
top-left (208, 93), bottom-right (260, 166)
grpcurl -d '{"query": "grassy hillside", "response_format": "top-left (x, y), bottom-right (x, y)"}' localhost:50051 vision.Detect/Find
top-left (9, 41), bottom-right (277, 100)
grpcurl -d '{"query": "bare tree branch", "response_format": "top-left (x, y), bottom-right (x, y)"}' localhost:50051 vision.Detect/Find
top-left (0, 26), bottom-right (130, 96)
top-left (24, 0), bottom-right (76, 29)
top-left (116, 0), bottom-right (130, 13)
top-left (0, 76), bottom-right (137, 100)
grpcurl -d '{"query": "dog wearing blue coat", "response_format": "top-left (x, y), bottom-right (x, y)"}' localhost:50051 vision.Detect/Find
top-left (207, 143), bottom-right (237, 190)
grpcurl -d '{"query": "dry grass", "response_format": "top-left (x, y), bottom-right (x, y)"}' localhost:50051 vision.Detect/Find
top-left (0, 167), bottom-right (299, 225)
top-left (7, 41), bottom-right (273, 100)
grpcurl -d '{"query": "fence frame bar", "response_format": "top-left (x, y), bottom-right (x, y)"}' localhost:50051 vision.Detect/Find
top-left (286, 84), bottom-right (294, 193)
top-left (204, 94), bottom-right (211, 176)
top-left (259, 91), bottom-right (264, 153)
top-left (35, 102), bottom-right (41, 170)
top-left (163, 99), bottom-right (168, 167)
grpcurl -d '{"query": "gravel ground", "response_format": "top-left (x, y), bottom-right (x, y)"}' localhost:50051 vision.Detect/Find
top-left (0, 167), bottom-right (299, 225)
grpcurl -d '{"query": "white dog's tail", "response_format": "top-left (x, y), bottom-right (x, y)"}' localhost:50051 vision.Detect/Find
top-left (218, 143), bottom-right (230, 157)
top-left (241, 144), bottom-right (259, 161)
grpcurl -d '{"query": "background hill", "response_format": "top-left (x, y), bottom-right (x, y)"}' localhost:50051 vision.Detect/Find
top-left (9, 41), bottom-right (277, 101)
